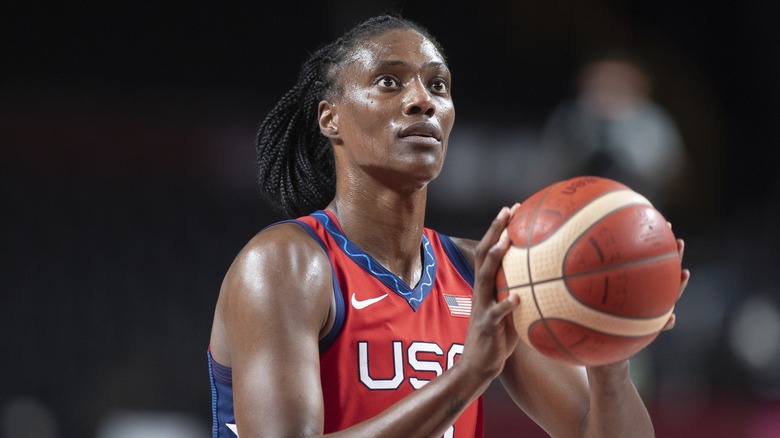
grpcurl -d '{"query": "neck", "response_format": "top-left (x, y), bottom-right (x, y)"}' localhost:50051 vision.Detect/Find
top-left (328, 188), bottom-right (427, 287)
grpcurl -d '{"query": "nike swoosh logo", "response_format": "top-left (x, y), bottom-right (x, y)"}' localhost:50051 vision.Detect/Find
top-left (351, 293), bottom-right (389, 309)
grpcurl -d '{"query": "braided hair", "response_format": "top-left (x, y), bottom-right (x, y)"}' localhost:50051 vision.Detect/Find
top-left (255, 15), bottom-right (445, 218)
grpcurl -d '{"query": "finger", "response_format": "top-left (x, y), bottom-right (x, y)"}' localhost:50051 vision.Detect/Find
top-left (488, 206), bottom-right (512, 240)
top-left (475, 207), bottom-right (511, 263)
top-left (677, 238), bottom-right (685, 262)
top-left (475, 232), bottom-right (511, 306)
top-left (493, 291), bottom-right (520, 321)
top-left (677, 268), bottom-right (690, 300)
top-left (662, 313), bottom-right (676, 331)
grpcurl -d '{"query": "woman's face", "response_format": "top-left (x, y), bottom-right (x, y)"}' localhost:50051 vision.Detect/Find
top-left (323, 28), bottom-right (455, 189)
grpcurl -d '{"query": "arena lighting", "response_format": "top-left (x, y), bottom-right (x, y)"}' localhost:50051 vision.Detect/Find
top-left (728, 294), bottom-right (780, 374)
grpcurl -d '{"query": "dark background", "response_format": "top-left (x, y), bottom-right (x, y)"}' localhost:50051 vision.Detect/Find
top-left (3, 1), bottom-right (780, 437)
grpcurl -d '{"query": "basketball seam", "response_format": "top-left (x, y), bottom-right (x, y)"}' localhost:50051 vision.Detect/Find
top-left (521, 187), bottom-right (633, 247)
top-left (505, 250), bottom-right (680, 290)
top-left (505, 250), bottom-right (679, 321)
top-left (527, 186), bottom-right (583, 365)
top-left (540, 318), bottom-right (663, 339)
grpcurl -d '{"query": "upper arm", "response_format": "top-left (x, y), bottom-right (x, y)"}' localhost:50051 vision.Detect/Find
top-left (499, 341), bottom-right (591, 437)
top-left (212, 224), bottom-right (334, 436)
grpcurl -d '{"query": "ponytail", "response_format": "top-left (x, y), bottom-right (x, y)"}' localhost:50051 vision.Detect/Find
top-left (255, 44), bottom-right (336, 218)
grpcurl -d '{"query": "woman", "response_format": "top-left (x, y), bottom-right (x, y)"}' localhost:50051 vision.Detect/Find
top-left (208, 15), bottom-right (687, 437)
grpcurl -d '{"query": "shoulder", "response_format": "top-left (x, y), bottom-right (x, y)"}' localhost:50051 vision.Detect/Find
top-left (210, 221), bottom-right (333, 364)
top-left (237, 221), bottom-right (327, 271)
top-left (447, 236), bottom-right (478, 269)
top-left (225, 221), bottom-right (332, 302)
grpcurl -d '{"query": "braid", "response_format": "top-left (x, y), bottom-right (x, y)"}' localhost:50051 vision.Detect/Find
top-left (256, 45), bottom-right (335, 218)
top-left (255, 14), bottom-right (444, 218)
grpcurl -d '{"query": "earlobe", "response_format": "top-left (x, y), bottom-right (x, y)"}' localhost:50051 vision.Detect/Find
top-left (318, 100), bottom-right (339, 139)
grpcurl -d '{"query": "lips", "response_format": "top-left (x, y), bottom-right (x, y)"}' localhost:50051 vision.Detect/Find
top-left (399, 122), bottom-right (443, 142)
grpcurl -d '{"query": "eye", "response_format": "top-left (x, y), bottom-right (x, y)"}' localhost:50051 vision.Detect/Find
top-left (430, 78), bottom-right (449, 94)
top-left (377, 75), bottom-right (400, 89)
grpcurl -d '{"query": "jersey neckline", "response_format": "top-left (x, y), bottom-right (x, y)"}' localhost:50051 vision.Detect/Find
top-left (311, 210), bottom-right (436, 311)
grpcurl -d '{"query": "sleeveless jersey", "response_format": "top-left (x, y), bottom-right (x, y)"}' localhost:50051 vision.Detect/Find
top-left (209, 210), bottom-right (481, 437)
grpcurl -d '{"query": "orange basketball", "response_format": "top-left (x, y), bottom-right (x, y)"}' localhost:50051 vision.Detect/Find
top-left (496, 176), bottom-right (680, 366)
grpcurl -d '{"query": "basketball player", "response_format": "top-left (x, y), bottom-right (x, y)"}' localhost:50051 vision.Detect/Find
top-left (207, 15), bottom-right (688, 437)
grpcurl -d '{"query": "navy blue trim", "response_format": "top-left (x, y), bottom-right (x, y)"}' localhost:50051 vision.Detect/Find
top-left (438, 233), bottom-right (475, 287)
top-left (208, 350), bottom-right (219, 438)
top-left (285, 218), bottom-right (346, 354)
top-left (311, 210), bottom-right (436, 311)
top-left (208, 351), bottom-right (232, 383)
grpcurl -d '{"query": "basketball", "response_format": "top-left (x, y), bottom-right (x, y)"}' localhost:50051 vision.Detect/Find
top-left (496, 176), bottom-right (681, 366)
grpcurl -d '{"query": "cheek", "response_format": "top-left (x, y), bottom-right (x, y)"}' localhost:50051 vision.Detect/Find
top-left (441, 103), bottom-right (456, 135)
top-left (352, 100), bottom-right (394, 137)
top-left (337, 103), bottom-right (393, 156)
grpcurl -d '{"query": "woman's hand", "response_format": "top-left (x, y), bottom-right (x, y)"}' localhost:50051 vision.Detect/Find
top-left (663, 237), bottom-right (691, 331)
top-left (460, 206), bottom-right (521, 380)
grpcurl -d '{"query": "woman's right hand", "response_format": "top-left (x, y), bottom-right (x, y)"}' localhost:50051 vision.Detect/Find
top-left (460, 206), bottom-right (521, 381)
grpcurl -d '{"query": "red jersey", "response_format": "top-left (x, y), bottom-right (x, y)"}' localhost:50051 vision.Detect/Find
top-left (209, 210), bottom-right (481, 437)
top-left (300, 210), bottom-right (481, 437)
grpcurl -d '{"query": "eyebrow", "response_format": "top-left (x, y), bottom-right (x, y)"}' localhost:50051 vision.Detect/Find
top-left (376, 60), bottom-right (449, 70)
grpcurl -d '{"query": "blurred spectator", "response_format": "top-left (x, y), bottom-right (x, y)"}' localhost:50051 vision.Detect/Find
top-left (541, 49), bottom-right (687, 208)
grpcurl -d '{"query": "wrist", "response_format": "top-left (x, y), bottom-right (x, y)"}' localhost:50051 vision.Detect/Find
top-left (448, 357), bottom-right (494, 401)
top-left (586, 360), bottom-right (632, 391)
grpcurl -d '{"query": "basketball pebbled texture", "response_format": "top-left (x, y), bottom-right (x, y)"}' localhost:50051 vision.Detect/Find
top-left (497, 176), bottom-right (681, 366)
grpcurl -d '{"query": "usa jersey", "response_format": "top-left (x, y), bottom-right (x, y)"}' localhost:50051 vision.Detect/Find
top-left (209, 209), bottom-right (481, 437)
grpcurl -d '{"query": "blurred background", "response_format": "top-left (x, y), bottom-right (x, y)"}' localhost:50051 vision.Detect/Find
top-left (2, 1), bottom-right (779, 437)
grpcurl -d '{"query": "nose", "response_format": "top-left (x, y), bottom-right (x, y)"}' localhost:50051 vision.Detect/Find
top-left (403, 78), bottom-right (435, 117)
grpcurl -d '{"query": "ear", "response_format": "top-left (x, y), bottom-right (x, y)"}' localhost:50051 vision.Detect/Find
top-left (318, 100), bottom-right (339, 139)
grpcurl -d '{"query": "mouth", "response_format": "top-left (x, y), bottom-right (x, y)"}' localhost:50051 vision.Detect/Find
top-left (399, 122), bottom-right (443, 142)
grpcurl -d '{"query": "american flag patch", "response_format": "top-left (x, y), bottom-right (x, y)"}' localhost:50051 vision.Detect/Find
top-left (444, 295), bottom-right (472, 318)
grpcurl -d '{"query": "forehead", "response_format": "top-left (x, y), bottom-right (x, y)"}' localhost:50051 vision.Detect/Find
top-left (347, 28), bottom-right (446, 72)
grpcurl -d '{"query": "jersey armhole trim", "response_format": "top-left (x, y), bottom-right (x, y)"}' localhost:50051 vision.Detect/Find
top-left (284, 219), bottom-right (346, 354)
top-left (438, 232), bottom-right (475, 287)
top-left (207, 350), bottom-right (220, 438)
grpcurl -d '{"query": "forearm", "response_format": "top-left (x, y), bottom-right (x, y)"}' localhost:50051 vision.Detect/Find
top-left (582, 361), bottom-right (654, 438)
